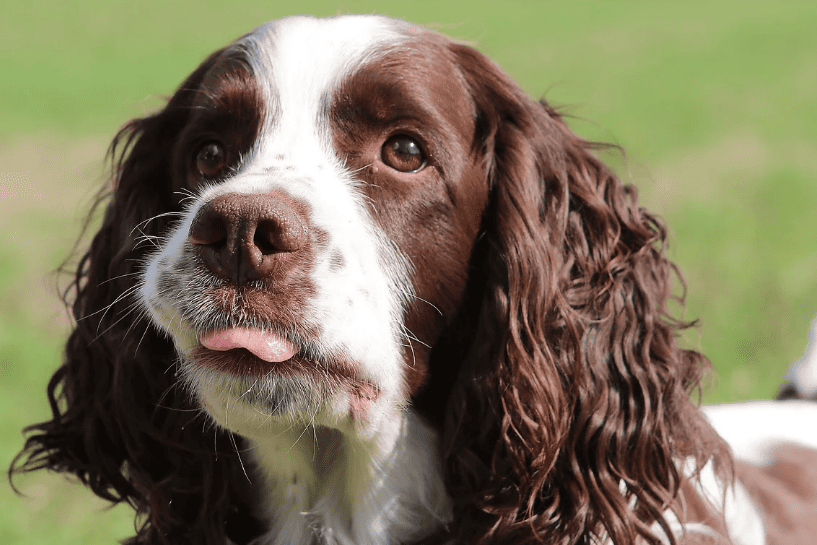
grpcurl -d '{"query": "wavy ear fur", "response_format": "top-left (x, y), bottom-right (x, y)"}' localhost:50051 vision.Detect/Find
top-left (10, 50), bottom-right (257, 545)
top-left (437, 44), bottom-right (728, 544)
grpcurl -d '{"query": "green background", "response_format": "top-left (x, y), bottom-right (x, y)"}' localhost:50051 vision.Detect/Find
top-left (2, 1), bottom-right (816, 542)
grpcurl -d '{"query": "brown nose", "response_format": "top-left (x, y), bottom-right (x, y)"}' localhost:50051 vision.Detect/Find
top-left (188, 193), bottom-right (308, 285)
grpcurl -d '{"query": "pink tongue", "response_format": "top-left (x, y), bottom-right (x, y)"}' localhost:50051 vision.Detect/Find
top-left (200, 328), bottom-right (297, 363)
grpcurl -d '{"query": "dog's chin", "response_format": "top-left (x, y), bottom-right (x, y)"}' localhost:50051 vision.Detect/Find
top-left (180, 346), bottom-right (383, 438)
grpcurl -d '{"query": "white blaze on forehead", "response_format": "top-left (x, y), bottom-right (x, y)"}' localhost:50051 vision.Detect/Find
top-left (238, 15), bottom-right (408, 161)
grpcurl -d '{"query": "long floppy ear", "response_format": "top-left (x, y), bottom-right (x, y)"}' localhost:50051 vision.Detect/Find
top-left (10, 50), bottom-right (255, 545)
top-left (439, 45), bottom-right (727, 544)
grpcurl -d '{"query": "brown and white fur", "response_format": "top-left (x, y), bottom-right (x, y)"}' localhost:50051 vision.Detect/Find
top-left (12, 15), bottom-right (817, 545)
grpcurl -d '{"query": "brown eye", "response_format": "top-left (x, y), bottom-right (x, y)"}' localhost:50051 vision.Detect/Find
top-left (381, 135), bottom-right (426, 173)
top-left (195, 142), bottom-right (227, 178)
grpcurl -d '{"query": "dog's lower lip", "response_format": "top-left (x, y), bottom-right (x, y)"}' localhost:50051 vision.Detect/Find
top-left (199, 327), bottom-right (298, 363)
top-left (190, 345), bottom-right (298, 377)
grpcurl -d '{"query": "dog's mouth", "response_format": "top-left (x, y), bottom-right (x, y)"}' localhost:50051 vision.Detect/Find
top-left (188, 328), bottom-right (378, 401)
top-left (188, 326), bottom-right (382, 419)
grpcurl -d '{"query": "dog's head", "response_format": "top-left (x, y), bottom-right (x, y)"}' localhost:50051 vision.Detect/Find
top-left (137, 17), bottom-right (493, 444)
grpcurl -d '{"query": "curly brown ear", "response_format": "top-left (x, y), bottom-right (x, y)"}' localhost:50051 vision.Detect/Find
top-left (9, 50), bottom-right (252, 544)
top-left (439, 45), bottom-right (727, 544)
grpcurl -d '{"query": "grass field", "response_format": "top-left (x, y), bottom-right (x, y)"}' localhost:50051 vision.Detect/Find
top-left (2, 1), bottom-right (816, 543)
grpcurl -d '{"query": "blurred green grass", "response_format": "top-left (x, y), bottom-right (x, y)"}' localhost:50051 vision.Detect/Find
top-left (2, 0), bottom-right (816, 543)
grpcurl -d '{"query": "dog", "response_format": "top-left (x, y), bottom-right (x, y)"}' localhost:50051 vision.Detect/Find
top-left (12, 15), bottom-right (817, 545)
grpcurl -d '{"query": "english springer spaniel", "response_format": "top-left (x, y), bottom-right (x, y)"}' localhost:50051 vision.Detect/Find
top-left (13, 15), bottom-right (817, 545)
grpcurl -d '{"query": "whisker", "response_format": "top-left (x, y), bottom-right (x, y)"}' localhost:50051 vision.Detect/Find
top-left (412, 295), bottom-right (442, 317)
top-left (92, 303), bottom-right (142, 343)
top-left (129, 211), bottom-right (183, 237)
top-left (87, 284), bottom-right (140, 330)
top-left (229, 431), bottom-right (252, 483)
top-left (122, 306), bottom-right (151, 346)
top-left (400, 328), bottom-right (418, 367)
top-left (96, 271), bottom-right (142, 287)
top-left (402, 326), bottom-right (431, 349)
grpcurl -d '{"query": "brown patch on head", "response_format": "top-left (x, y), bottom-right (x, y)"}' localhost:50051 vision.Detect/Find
top-left (328, 30), bottom-right (491, 397)
top-left (172, 51), bottom-right (266, 196)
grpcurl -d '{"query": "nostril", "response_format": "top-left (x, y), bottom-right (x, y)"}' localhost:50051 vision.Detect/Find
top-left (255, 215), bottom-right (306, 254)
top-left (253, 225), bottom-right (279, 255)
top-left (189, 213), bottom-right (228, 247)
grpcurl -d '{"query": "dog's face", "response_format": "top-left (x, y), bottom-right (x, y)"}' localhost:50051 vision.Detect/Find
top-left (139, 16), bottom-right (489, 442)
